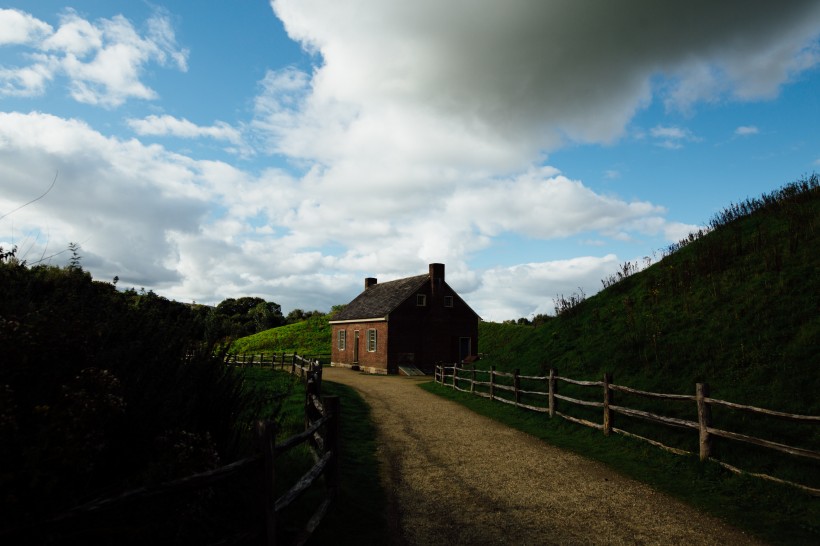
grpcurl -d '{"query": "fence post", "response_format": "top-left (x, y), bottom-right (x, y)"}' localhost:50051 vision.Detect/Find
top-left (603, 372), bottom-right (613, 436)
top-left (548, 368), bottom-right (555, 418)
top-left (257, 420), bottom-right (276, 546)
top-left (323, 395), bottom-right (341, 501)
top-left (291, 354), bottom-right (296, 376)
top-left (513, 368), bottom-right (521, 406)
top-left (452, 363), bottom-right (458, 390)
top-left (696, 382), bottom-right (712, 461)
top-left (489, 366), bottom-right (495, 401)
top-left (471, 367), bottom-right (476, 394)
top-left (315, 360), bottom-right (322, 393)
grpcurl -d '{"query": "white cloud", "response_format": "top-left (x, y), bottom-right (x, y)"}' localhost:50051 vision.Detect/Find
top-left (128, 115), bottom-right (245, 146)
top-left (273, 0), bottom-right (820, 151)
top-left (0, 8), bottom-right (53, 45)
top-left (0, 9), bottom-right (188, 106)
top-left (0, 111), bottom-right (210, 283)
top-left (735, 125), bottom-right (760, 136)
top-left (5, 2), bottom-right (820, 322)
top-left (468, 257), bottom-right (621, 322)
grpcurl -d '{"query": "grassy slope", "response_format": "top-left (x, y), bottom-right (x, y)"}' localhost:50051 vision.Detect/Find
top-left (479, 177), bottom-right (819, 411)
top-left (460, 177), bottom-right (820, 543)
top-left (240, 368), bottom-right (388, 545)
top-left (230, 314), bottom-right (331, 356)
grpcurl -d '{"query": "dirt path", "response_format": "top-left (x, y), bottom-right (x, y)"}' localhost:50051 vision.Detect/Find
top-left (323, 367), bottom-right (764, 546)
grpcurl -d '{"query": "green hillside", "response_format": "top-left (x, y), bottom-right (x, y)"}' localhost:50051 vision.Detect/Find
top-left (473, 176), bottom-right (819, 494)
top-left (229, 313), bottom-right (331, 356)
top-left (478, 175), bottom-right (819, 414)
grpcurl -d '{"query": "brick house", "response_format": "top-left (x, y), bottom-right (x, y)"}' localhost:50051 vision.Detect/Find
top-left (329, 263), bottom-right (479, 374)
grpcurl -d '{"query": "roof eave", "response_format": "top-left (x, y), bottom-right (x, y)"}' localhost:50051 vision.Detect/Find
top-left (328, 316), bottom-right (388, 325)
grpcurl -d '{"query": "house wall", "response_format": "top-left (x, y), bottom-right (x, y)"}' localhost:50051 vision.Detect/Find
top-left (330, 264), bottom-right (479, 375)
top-left (330, 321), bottom-right (389, 374)
top-left (386, 280), bottom-right (478, 373)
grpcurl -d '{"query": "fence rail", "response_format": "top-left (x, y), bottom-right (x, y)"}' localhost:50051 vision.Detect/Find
top-left (11, 355), bottom-right (339, 545)
top-left (434, 364), bottom-right (819, 496)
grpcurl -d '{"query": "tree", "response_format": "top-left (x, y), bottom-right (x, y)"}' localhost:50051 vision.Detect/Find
top-left (214, 297), bottom-right (285, 338)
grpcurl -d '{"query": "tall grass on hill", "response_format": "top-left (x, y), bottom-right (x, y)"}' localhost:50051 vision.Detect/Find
top-left (473, 175), bottom-right (820, 489)
top-left (230, 313), bottom-right (332, 356)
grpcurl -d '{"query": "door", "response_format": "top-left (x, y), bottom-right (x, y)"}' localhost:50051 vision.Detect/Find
top-left (459, 337), bottom-right (471, 363)
top-left (353, 330), bottom-right (360, 363)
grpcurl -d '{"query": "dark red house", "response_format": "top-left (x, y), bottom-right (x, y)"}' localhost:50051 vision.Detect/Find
top-left (329, 263), bottom-right (479, 375)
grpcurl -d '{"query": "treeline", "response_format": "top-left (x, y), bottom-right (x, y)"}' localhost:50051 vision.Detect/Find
top-left (0, 249), bottom-right (281, 541)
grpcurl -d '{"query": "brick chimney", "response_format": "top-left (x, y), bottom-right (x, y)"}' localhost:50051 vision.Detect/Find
top-left (365, 277), bottom-right (377, 290)
top-left (429, 263), bottom-right (444, 295)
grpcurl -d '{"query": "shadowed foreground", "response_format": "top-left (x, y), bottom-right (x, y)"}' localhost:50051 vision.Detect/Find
top-left (323, 367), bottom-right (764, 545)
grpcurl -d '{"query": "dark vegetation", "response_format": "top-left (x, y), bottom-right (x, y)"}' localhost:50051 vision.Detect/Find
top-left (0, 244), bottom-right (381, 542)
top-left (0, 251), bottom-right (299, 542)
top-left (241, 368), bottom-right (388, 545)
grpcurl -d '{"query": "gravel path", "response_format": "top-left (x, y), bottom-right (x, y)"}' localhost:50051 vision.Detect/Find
top-left (323, 367), bottom-right (765, 546)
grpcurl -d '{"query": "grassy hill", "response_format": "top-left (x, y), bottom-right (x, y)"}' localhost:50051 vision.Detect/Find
top-left (478, 174), bottom-right (819, 414)
top-left (229, 314), bottom-right (331, 356)
top-left (474, 175), bottom-right (819, 495)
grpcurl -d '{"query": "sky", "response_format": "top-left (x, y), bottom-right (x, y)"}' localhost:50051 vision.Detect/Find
top-left (1, 1), bottom-right (819, 322)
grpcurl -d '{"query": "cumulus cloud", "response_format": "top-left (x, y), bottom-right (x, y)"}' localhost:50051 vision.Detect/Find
top-left (4, 2), bottom-right (820, 321)
top-left (0, 8), bottom-right (53, 45)
top-left (469, 257), bottom-right (622, 321)
top-left (0, 8), bottom-right (187, 106)
top-left (272, 0), bottom-right (820, 153)
top-left (0, 111), bottom-right (209, 284)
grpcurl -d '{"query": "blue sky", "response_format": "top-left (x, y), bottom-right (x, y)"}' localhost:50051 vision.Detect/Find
top-left (1, 1), bottom-right (819, 321)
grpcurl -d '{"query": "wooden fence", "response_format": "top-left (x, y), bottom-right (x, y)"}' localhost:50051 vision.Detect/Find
top-left (226, 352), bottom-right (331, 370)
top-left (15, 356), bottom-right (339, 545)
top-left (435, 364), bottom-right (820, 495)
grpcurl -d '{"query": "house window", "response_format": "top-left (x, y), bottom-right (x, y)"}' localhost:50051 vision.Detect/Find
top-left (417, 294), bottom-right (426, 306)
top-left (338, 330), bottom-right (346, 351)
top-left (367, 329), bottom-right (377, 352)
top-left (444, 296), bottom-right (453, 307)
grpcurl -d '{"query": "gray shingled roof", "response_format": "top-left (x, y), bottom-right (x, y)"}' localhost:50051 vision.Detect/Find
top-left (331, 274), bottom-right (429, 321)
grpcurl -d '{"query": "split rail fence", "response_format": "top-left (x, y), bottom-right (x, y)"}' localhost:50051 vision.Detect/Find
top-left (227, 352), bottom-right (331, 370)
top-left (435, 364), bottom-right (819, 495)
top-left (17, 355), bottom-right (339, 546)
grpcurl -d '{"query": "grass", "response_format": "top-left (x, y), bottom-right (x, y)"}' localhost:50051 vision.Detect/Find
top-left (239, 368), bottom-right (389, 545)
top-left (308, 381), bottom-right (389, 545)
top-left (230, 314), bottom-right (331, 356)
top-left (472, 176), bottom-right (820, 490)
top-left (421, 381), bottom-right (820, 546)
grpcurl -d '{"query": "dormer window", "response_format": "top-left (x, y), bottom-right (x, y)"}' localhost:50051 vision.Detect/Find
top-left (444, 296), bottom-right (453, 307)
top-left (416, 294), bottom-right (426, 306)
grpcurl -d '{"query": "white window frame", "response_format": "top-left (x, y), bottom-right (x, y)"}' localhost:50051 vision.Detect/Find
top-left (444, 296), bottom-right (453, 307)
top-left (338, 330), bottom-right (346, 351)
top-left (367, 329), bottom-right (377, 352)
top-left (417, 294), bottom-right (426, 306)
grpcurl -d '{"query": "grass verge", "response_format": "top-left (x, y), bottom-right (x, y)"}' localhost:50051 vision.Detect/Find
top-left (242, 369), bottom-right (388, 544)
top-left (308, 380), bottom-right (389, 545)
top-left (420, 381), bottom-right (819, 546)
